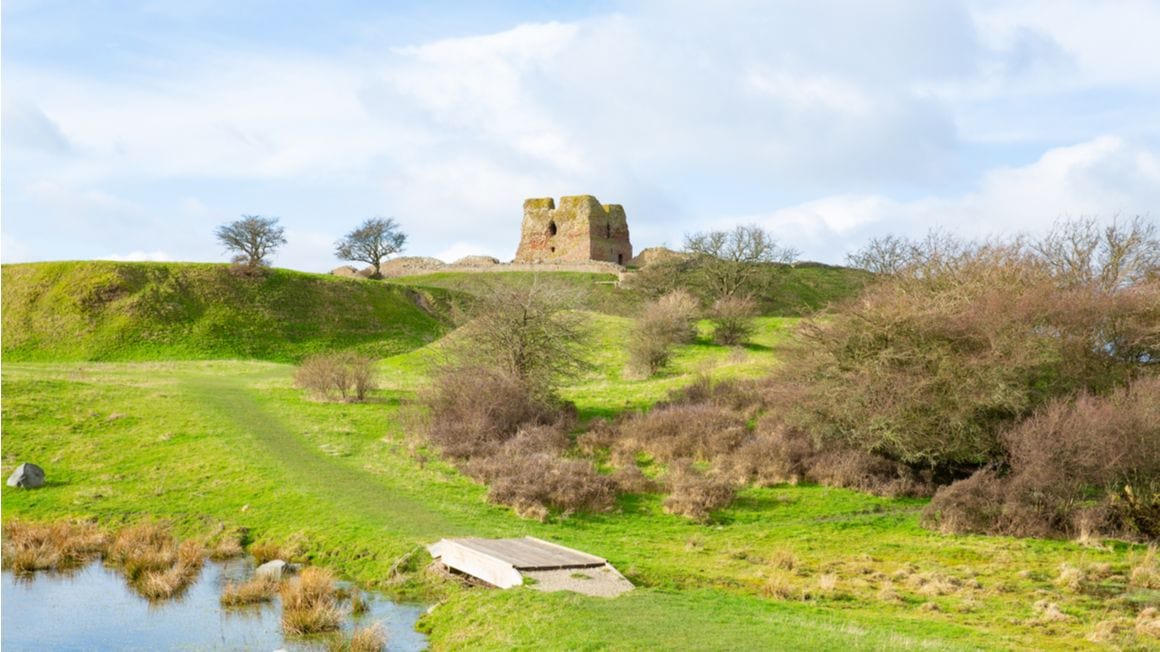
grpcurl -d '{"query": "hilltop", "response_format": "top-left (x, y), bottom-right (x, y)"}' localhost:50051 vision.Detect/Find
top-left (1, 261), bottom-right (455, 362)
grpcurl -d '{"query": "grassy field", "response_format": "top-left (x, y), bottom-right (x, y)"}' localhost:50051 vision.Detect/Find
top-left (5, 307), bottom-right (1154, 650)
top-left (2, 261), bottom-right (454, 362)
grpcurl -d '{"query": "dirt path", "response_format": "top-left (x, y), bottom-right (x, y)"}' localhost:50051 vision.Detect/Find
top-left (181, 373), bottom-right (461, 540)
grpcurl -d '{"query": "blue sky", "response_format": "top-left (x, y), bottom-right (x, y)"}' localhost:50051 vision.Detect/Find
top-left (3, 0), bottom-right (1158, 270)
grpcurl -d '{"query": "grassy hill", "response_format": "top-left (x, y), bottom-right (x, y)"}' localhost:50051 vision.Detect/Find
top-left (1, 261), bottom-right (455, 362)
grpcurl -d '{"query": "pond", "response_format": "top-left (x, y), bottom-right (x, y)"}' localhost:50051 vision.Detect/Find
top-left (1, 559), bottom-right (428, 651)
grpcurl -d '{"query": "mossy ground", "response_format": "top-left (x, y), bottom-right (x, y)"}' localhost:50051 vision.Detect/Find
top-left (2, 266), bottom-right (1155, 650)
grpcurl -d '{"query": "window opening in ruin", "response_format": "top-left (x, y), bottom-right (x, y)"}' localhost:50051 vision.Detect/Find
top-left (548, 221), bottom-right (558, 236)
top-left (606, 224), bottom-right (611, 238)
top-left (618, 253), bottom-right (624, 265)
top-left (551, 246), bottom-right (556, 253)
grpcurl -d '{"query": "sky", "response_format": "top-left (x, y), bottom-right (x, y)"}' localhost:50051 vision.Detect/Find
top-left (3, 0), bottom-right (1158, 271)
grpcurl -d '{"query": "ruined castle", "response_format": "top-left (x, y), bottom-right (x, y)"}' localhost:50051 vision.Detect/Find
top-left (514, 195), bottom-right (633, 266)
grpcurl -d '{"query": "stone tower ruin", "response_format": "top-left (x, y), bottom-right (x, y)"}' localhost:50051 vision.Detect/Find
top-left (514, 195), bottom-right (633, 265)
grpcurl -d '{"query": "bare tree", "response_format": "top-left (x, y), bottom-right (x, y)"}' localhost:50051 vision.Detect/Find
top-left (334, 217), bottom-right (408, 279)
top-left (846, 234), bottom-right (914, 275)
top-left (215, 215), bottom-right (286, 269)
top-left (448, 278), bottom-right (591, 391)
top-left (683, 225), bottom-right (799, 298)
top-left (1035, 215), bottom-right (1160, 290)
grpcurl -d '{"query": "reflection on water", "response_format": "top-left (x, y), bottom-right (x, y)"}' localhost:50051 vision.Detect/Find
top-left (2, 559), bottom-right (427, 651)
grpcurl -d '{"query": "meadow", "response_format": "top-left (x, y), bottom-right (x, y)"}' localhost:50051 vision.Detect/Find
top-left (2, 262), bottom-right (1156, 650)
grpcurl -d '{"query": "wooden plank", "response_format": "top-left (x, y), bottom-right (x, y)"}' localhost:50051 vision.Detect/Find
top-left (449, 536), bottom-right (606, 571)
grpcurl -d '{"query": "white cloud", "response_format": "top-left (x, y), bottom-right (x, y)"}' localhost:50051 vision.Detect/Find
top-left (753, 136), bottom-right (1160, 262)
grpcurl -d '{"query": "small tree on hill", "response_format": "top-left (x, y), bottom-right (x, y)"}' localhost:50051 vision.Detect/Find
top-left (216, 215), bottom-right (287, 269)
top-left (335, 217), bottom-right (407, 279)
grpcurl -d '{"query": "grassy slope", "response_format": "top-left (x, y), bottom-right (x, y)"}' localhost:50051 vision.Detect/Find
top-left (2, 261), bottom-right (453, 362)
top-left (3, 316), bottom-right (1146, 650)
top-left (388, 270), bottom-right (642, 316)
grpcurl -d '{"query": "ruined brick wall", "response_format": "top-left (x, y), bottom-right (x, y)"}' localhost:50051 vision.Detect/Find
top-left (514, 195), bottom-right (633, 265)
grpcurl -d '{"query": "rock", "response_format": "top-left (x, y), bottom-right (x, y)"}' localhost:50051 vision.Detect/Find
top-left (7, 463), bottom-right (45, 488)
top-left (255, 559), bottom-right (298, 581)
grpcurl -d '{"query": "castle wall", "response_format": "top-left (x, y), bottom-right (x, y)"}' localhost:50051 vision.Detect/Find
top-left (514, 195), bottom-right (633, 265)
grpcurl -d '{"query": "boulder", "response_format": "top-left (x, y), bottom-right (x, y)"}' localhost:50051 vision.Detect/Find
top-left (6, 463), bottom-right (45, 489)
top-left (255, 559), bottom-right (298, 581)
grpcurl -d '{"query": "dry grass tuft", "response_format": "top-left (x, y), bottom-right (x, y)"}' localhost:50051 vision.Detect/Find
top-left (761, 570), bottom-right (797, 600)
top-left (1028, 600), bottom-right (1069, 625)
top-left (349, 588), bottom-right (369, 615)
top-left (350, 623), bottom-right (387, 652)
top-left (1130, 546), bottom-right (1160, 589)
top-left (221, 575), bottom-right (279, 607)
top-left (281, 567), bottom-right (343, 635)
top-left (107, 522), bottom-right (179, 580)
top-left (250, 541), bottom-right (285, 565)
top-left (2, 520), bottom-right (108, 573)
top-left (1055, 563), bottom-right (1085, 592)
top-left (210, 532), bottom-right (245, 560)
top-left (769, 549), bottom-right (796, 571)
top-left (1087, 619), bottom-right (1128, 644)
top-left (877, 581), bottom-right (902, 603)
top-left (1137, 608), bottom-right (1160, 639)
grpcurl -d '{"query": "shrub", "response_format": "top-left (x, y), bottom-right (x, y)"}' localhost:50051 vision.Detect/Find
top-left (424, 365), bottom-right (568, 460)
top-left (614, 403), bottom-right (749, 464)
top-left (610, 464), bottom-right (659, 494)
top-left (663, 463), bottom-right (737, 522)
top-left (774, 237), bottom-right (1159, 471)
top-left (295, 351), bottom-right (377, 402)
top-left (626, 290), bottom-right (699, 376)
top-left (719, 423), bottom-right (816, 487)
top-left (709, 296), bottom-right (758, 345)
top-left (923, 377), bottom-right (1160, 538)
top-left (486, 454), bottom-right (617, 519)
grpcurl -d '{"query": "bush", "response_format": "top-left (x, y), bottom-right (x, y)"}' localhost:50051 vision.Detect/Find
top-left (423, 365), bottom-right (568, 460)
top-left (295, 352), bottom-right (377, 402)
top-left (663, 463), bottom-right (737, 522)
top-left (614, 403), bottom-right (749, 464)
top-left (709, 296), bottom-right (758, 345)
top-left (774, 238), bottom-right (1159, 471)
top-left (485, 454), bottom-right (617, 519)
top-left (719, 423), bottom-right (815, 487)
top-left (626, 290), bottom-right (699, 376)
top-left (924, 377), bottom-right (1160, 538)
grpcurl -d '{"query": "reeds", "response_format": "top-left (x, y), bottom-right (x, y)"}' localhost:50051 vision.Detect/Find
top-left (220, 575), bottom-right (279, 606)
top-left (106, 524), bottom-right (205, 600)
top-left (2, 520), bottom-right (109, 573)
top-left (281, 567), bottom-right (343, 635)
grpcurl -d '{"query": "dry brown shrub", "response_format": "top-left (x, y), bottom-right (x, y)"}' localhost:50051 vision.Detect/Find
top-left (806, 448), bottom-right (933, 498)
top-left (486, 454), bottom-right (616, 518)
top-left (210, 531), bottom-right (244, 560)
top-left (221, 575), bottom-right (279, 606)
top-left (1130, 547), bottom-right (1160, 589)
top-left (132, 539), bottom-right (205, 600)
top-left (924, 377), bottom-right (1160, 538)
top-left (295, 352), bottom-right (378, 402)
top-left (281, 567), bottom-right (342, 635)
top-left (576, 419), bottom-right (619, 455)
top-left (663, 463), bottom-right (737, 522)
top-left (424, 365), bottom-right (568, 460)
top-left (611, 465), bottom-right (659, 494)
top-left (720, 424), bottom-right (815, 487)
top-left (627, 290), bottom-right (700, 376)
top-left (616, 403), bottom-right (749, 464)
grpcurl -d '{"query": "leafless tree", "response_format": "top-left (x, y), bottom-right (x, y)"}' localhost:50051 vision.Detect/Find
top-left (683, 225), bottom-right (799, 297)
top-left (845, 234), bottom-right (913, 275)
top-left (334, 217), bottom-right (408, 279)
top-left (215, 215), bottom-right (286, 269)
top-left (1035, 215), bottom-right (1159, 290)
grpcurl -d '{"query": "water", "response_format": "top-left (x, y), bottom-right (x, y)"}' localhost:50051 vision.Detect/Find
top-left (1, 560), bottom-right (428, 651)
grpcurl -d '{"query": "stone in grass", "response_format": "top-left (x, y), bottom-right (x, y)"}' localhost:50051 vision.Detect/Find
top-left (255, 559), bottom-right (299, 581)
top-left (6, 463), bottom-right (45, 489)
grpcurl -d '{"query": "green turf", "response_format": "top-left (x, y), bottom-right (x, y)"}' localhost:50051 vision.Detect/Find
top-left (2, 270), bottom-right (1155, 650)
top-left (2, 261), bottom-right (455, 362)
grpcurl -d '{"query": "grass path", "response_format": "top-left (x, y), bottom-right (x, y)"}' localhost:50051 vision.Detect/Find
top-left (179, 371), bottom-right (459, 541)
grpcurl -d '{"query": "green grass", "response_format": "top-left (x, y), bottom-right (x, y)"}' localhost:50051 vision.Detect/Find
top-left (3, 272), bottom-right (1155, 650)
top-left (2, 261), bottom-right (455, 362)
top-left (388, 270), bottom-right (641, 316)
